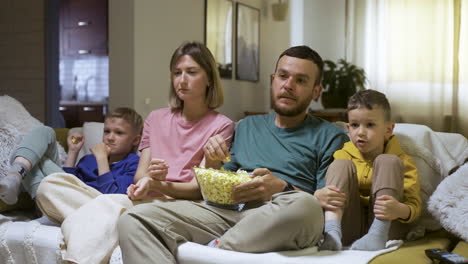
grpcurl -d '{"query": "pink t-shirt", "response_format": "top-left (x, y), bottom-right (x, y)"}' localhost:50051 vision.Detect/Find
top-left (139, 108), bottom-right (234, 183)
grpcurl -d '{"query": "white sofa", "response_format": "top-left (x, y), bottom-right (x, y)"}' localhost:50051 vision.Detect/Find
top-left (1, 94), bottom-right (467, 264)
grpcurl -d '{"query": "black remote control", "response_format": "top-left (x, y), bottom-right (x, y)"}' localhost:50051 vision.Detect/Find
top-left (425, 248), bottom-right (468, 264)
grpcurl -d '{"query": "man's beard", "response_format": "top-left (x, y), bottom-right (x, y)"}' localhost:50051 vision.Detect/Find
top-left (271, 93), bottom-right (313, 117)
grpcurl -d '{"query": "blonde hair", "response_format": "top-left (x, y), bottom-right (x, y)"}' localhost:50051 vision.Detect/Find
top-left (105, 107), bottom-right (143, 136)
top-left (168, 41), bottom-right (224, 109)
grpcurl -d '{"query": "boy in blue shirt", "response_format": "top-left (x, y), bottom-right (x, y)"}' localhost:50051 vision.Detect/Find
top-left (1, 107), bottom-right (142, 206)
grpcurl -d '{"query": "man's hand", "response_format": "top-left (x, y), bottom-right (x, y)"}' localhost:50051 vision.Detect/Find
top-left (314, 186), bottom-right (346, 211)
top-left (203, 134), bottom-right (230, 163)
top-left (147, 159), bottom-right (169, 180)
top-left (90, 142), bottom-right (111, 161)
top-left (231, 168), bottom-right (287, 204)
top-left (127, 177), bottom-right (154, 200)
top-left (67, 132), bottom-right (84, 153)
top-left (374, 195), bottom-right (409, 221)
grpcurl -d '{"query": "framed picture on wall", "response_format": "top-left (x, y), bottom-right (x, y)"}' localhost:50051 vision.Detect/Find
top-left (205, 0), bottom-right (233, 79)
top-left (236, 3), bottom-right (260, 82)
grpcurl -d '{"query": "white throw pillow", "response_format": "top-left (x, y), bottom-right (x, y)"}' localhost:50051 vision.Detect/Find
top-left (72, 122), bottom-right (104, 163)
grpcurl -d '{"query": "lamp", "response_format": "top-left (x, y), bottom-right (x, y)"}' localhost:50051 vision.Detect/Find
top-left (271, 0), bottom-right (288, 21)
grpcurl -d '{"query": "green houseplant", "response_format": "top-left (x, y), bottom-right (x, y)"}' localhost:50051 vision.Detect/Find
top-left (321, 59), bottom-right (367, 109)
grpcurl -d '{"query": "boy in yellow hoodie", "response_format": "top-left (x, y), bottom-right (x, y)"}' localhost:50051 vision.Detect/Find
top-left (318, 89), bottom-right (421, 251)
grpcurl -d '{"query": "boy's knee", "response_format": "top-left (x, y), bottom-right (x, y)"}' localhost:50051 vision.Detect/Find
top-left (375, 154), bottom-right (402, 168)
top-left (331, 159), bottom-right (355, 168)
top-left (326, 159), bottom-right (356, 185)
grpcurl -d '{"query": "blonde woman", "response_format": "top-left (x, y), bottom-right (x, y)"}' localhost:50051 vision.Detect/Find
top-left (36, 41), bottom-right (234, 264)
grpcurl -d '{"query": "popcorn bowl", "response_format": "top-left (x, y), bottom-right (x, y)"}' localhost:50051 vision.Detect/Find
top-left (193, 167), bottom-right (255, 210)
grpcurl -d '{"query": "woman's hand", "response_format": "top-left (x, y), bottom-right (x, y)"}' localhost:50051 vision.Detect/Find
top-left (203, 134), bottom-right (230, 163)
top-left (147, 159), bottom-right (169, 180)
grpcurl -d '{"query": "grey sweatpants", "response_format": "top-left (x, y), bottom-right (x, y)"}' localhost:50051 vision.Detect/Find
top-left (14, 125), bottom-right (63, 198)
top-left (118, 191), bottom-right (324, 264)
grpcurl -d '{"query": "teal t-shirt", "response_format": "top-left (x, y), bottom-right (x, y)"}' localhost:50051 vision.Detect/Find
top-left (223, 113), bottom-right (347, 193)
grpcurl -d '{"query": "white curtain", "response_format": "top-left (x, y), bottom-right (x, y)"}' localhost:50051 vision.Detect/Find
top-left (347, 0), bottom-right (468, 137)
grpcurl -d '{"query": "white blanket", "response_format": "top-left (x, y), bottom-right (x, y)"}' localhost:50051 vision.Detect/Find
top-left (176, 241), bottom-right (402, 264)
top-left (0, 213), bottom-right (401, 264)
top-left (428, 164), bottom-right (468, 241)
top-left (393, 123), bottom-right (468, 233)
top-left (0, 95), bottom-right (67, 181)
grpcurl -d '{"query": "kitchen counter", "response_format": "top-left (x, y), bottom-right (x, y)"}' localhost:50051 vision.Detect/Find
top-left (60, 100), bottom-right (107, 106)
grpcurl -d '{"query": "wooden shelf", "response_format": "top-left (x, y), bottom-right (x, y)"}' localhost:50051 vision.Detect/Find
top-left (309, 108), bottom-right (348, 123)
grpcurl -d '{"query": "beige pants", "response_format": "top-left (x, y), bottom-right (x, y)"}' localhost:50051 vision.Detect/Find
top-left (325, 154), bottom-right (410, 246)
top-left (118, 191), bottom-right (324, 264)
top-left (36, 173), bottom-right (144, 264)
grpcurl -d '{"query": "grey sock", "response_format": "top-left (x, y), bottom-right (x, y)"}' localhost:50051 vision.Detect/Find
top-left (350, 218), bottom-right (390, 251)
top-left (0, 162), bottom-right (27, 205)
top-left (319, 219), bottom-right (343, 251)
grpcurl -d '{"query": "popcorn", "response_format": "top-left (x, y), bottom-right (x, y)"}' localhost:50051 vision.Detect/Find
top-left (70, 136), bottom-right (81, 144)
top-left (194, 167), bottom-right (255, 205)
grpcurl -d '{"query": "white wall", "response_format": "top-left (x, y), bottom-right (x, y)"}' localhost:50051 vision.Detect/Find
top-left (108, 0), bottom-right (134, 110)
top-left (290, 0), bottom-right (346, 110)
top-left (0, 0), bottom-right (46, 122)
top-left (291, 0), bottom-right (346, 61)
top-left (219, 0), bottom-right (291, 120)
top-left (109, 0), bottom-right (291, 121)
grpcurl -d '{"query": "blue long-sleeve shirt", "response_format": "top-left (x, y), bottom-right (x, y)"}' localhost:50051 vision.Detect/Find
top-left (63, 153), bottom-right (139, 194)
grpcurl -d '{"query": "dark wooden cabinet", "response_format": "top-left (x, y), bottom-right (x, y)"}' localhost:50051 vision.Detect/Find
top-left (59, 103), bottom-right (106, 128)
top-left (309, 108), bottom-right (348, 123)
top-left (60, 0), bottom-right (108, 56)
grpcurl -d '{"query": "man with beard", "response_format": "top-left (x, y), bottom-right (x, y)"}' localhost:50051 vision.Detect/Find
top-left (117, 46), bottom-right (348, 264)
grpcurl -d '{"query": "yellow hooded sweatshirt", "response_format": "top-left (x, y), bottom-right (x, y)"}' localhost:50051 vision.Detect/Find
top-left (333, 135), bottom-right (421, 223)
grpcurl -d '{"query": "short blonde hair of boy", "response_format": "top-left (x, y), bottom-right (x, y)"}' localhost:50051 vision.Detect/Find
top-left (168, 41), bottom-right (224, 110)
top-left (347, 89), bottom-right (392, 121)
top-left (105, 107), bottom-right (143, 136)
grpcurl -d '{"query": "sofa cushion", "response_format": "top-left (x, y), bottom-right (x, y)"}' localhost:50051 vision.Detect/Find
top-left (453, 241), bottom-right (468, 258)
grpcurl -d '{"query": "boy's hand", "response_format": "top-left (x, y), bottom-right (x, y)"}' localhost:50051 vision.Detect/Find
top-left (314, 186), bottom-right (346, 211)
top-left (127, 177), bottom-right (152, 200)
top-left (204, 134), bottom-right (231, 163)
top-left (67, 132), bottom-right (84, 153)
top-left (147, 159), bottom-right (168, 180)
top-left (374, 195), bottom-right (407, 220)
top-left (231, 168), bottom-right (285, 203)
top-left (90, 143), bottom-right (111, 161)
